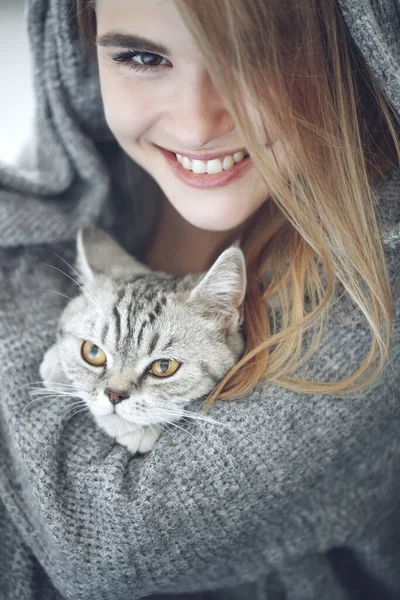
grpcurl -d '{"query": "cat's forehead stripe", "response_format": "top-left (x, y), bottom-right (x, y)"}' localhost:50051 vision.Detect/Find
top-left (135, 293), bottom-right (168, 350)
top-left (161, 337), bottom-right (175, 353)
top-left (136, 319), bottom-right (147, 349)
top-left (113, 288), bottom-right (126, 346)
top-left (126, 297), bottom-right (134, 340)
top-left (101, 278), bottom-right (178, 353)
top-left (113, 305), bottom-right (121, 346)
top-left (153, 301), bottom-right (163, 316)
top-left (148, 332), bottom-right (160, 356)
top-left (101, 321), bottom-right (109, 345)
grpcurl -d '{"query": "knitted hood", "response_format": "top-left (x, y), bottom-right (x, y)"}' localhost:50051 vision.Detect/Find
top-left (0, 4), bottom-right (399, 599)
top-left (0, 0), bottom-right (399, 248)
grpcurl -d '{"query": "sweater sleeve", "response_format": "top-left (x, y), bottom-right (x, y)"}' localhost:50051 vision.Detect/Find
top-left (0, 243), bottom-right (399, 600)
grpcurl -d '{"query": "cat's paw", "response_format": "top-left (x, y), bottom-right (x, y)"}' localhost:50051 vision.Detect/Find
top-left (138, 425), bottom-right (164, 454)
top-left (40, 345), bottom-right (70, 388)
top-left (116, 425), bottom-right (163, 455)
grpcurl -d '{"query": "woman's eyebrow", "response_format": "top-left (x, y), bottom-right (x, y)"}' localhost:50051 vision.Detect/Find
top-left (96, 33), bottom-right (170, 56)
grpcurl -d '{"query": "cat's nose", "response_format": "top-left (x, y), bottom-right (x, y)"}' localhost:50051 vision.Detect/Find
top-left (105, 388), bottom-right (130, 405)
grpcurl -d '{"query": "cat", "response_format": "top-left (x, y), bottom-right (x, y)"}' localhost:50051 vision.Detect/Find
top-left (39, 225), bottom-right (247, 455)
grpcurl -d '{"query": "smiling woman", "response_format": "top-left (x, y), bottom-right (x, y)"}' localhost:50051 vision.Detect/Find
top-left (77, 0), bottom-right (400, 406)
top-left (0, 0), bottom-right (400, 598)
top-left (93, 0), bottom-right (272, 247)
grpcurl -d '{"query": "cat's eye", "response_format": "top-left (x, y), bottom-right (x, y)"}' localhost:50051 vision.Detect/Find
top-left (150, 359), bottom-right (181, 378)
top-left (81, 341), bottom-right (107, 367)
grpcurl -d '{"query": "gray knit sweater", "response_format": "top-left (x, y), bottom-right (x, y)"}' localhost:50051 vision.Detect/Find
top-left (0, 1), bottom-right (399, 599)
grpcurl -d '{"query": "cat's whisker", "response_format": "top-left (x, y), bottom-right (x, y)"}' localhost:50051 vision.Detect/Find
top-left (28, 388), bottom-right (77, 397)
top-left (28, 392), bottom-right (78, 400)
top-left (35, 288), bottom-right (75, 302)
top-left (49, 251), bottom-right (106, 320)
top-left (21, 381), bottom-right (76, 390)
top-left (174, 408), bottom-right (231, 427)
top-left (22, 393), bottom-right (76, 414)
top-left (58, 398), bottom-right (89, 414)
top-left (159, 407), bottom-right (247, 437)
top-left (185, 412), bottom-right (249, 437)
top-left (41, 261), bottom-right (104, 318)
top-left (50, 251), bottom-right (97, 295)
top-left (60, 399), bottom-right (87, 410)
top-left (60, 405), bottom-right (90, 425)
top-left (22, 394), bottom-right (62, 413)
top-left (157, 423), bottom-right (174, 438)
top-left (159, 418), bottom-right (206, 449)
top-left (28, 394), bottom-right (79, 406)
top-left (148, 423), bottom-right (159, 439)
top-left (22, 397), bottom-right (45, 413)
top-left (58, 408), bottom-right (89, 426)
top-left (61, 401), bottom-right (89, 414)
top-left (182, 415), bottom-right (250, 441)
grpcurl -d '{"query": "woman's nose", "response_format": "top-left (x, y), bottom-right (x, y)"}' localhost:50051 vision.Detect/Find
top-left (167, 70), bottom-right (235, 147)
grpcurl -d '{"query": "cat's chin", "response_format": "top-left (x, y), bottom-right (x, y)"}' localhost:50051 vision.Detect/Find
top-left (93, 412), bottom-right (142, 438)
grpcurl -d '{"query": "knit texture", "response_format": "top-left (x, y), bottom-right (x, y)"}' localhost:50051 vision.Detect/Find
top-left (0, 1), bottom-right (399, 599)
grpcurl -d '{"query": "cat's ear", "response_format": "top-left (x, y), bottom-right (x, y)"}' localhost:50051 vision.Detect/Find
top-left (189, 246), bottom-right (247, 331)
top-left (76, 225), bottom-right (150, 283)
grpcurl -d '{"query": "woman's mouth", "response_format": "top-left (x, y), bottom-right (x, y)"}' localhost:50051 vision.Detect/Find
top-left (156, 145), bottom-right (254, 189)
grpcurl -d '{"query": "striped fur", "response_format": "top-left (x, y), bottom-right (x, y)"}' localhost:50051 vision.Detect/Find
top-left (40, 226), bottom-right (246, 453)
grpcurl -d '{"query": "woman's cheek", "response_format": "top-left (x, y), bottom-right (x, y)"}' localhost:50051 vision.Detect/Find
top-left (99, 66), bottom-right (153, 143)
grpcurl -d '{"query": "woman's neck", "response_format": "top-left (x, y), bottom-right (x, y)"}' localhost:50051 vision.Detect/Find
top-left (142, 195), bottom-right (245, 276)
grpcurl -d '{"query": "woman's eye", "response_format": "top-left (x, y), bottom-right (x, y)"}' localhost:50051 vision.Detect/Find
top-left (150, 359), bottom-right (181, 378)
top-left (112, 50), bottom-right (171, 73)
top-left (81, 341), bottom-right (107, 367)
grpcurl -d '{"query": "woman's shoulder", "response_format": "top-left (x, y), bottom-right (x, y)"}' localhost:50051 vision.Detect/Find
top-left (0, 238), bottom-right (399, 600)
top-left (0, 237), bottom-right (398, 453)
top-left (1, 237), bottom-right (397, 451)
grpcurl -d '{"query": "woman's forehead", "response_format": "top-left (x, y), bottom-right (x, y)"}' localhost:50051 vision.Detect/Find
top-left (96, 0), bottom-right (182, 29)
top-left (96, 0), bottom-right (204, 60)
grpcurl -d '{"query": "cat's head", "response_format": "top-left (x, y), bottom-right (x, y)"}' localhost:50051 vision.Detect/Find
top-left (53, 226), bottom-right (247, 431)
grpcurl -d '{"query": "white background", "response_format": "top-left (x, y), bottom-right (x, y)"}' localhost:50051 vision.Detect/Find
top-left (0, 0), bottom-right (35, 164)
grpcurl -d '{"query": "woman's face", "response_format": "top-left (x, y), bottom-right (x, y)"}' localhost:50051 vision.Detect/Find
top-left (96, 0), bottom-right (272, 232)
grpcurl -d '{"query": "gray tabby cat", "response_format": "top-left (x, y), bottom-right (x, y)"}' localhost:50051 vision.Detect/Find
top-left (39, 226), bottom-right (247, 455)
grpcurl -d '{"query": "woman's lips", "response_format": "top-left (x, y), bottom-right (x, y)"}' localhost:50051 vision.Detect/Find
top-left (156, 146), bottom-right (254, 189)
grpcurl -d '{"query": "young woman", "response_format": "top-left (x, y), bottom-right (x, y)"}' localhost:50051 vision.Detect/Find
top-left (0, 0), bottom-right (399, 598)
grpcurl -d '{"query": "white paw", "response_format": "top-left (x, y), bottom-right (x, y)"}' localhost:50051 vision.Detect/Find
top-left (40, 345), bottom-right (70, 388)
top-left (116, 425), bottom-right (163, 455)
top-left (138, 425), bottom-right (164, 453)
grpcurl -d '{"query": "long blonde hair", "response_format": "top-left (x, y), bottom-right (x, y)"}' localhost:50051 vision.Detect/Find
top-left (76, 0), bottom-right (400, 411)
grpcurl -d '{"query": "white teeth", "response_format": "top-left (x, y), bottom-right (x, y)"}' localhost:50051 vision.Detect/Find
top-left (233, 151), bottom-right (247, 163)
top-left (175, 150), bottom-right (248, 174)
top-left (222, 156), bottom-right (234, 170)
top-left (182, 156), bottom-right (192, 170)
top-left (207, 158), bottom-right (223, 175)
top-left (191, 159), bottom-right (207, 174)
